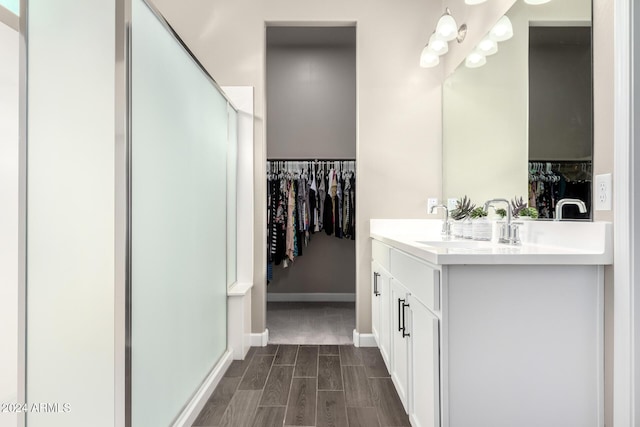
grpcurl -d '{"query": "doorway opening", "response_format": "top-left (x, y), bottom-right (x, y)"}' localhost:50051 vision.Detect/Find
top-left (265, 26), bottom-right (357, 345)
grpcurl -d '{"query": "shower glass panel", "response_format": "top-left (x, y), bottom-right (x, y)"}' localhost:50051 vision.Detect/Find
top-left (0, 19), bottom-right (19, 427)
top-left (0, 0), bottom-right (19, 15)
top-left (131, 0), bottom-right (228, 425)
top-left (227, 107), bottom-right (238, 287)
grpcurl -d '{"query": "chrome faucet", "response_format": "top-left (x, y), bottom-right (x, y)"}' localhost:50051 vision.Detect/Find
top-left (484, 198), bottom-right (520, 245)
top-left (430, 204), bottom-right (451, 237)
top-left (555, 198), bottom-right (587, 221)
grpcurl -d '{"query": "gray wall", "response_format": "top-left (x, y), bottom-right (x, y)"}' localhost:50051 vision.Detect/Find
top-left (266, 27), bottom-right (356, 159)
top-left (529, 26), bottom-right (592, 161)
top-left (267, 27), bottom-right (356, 296)
top-left (270, 233), bottom-right (355, 294)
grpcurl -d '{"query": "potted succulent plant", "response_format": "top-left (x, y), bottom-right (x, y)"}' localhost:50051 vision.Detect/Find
top-left (511, 196), bottom-right (538, 220)
top-left (470, 207), bottom-right (491, 241)
top-left (495, 208), bottom-right (508, 219)
top-left (519, 207), bottom-right (539, 220)
top-left (470, 207), bottom-right (488, 219)
top-left (450, 196), bottom-right (475, 239)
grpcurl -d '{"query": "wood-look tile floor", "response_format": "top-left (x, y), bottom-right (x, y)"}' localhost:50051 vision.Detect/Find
top-left (192, 345), bottom-right (409, 427)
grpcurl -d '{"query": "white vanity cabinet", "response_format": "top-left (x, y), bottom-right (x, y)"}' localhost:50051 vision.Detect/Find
top-left (372, 240), bottom-right (441, 427)
top-left (406, 293), bottom-right (440, 427)
top-left (370, 231), bottom-right (605, 427)
top-left (371, 260), bottom-right (392, 368)
top-left (390, 278), bottom-right (410, 410)
top-left (371, 240), bottom-right (393, 370)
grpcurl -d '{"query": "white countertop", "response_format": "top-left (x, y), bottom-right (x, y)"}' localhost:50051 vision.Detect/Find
top-left (370, 219), bottom-right (613, 266)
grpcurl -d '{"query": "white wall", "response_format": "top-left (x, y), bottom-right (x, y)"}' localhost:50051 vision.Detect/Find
top-left (0, 19), bottom-right (19, 427)
top-left (151, 0), bottom-right (444, 334)
top-left (26, 1), bottom-right (115, 425)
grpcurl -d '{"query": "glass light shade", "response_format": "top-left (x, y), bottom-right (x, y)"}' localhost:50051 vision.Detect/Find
top-left (465, 0), bottom-right (487, 4)
top-left (490, 16), bottom-right (514, 42)
top-left (428, 33), bottom-right (449, 56)
top-left (477, 37), bottom-right (498, 56)
top-left (436, 13), bottom-right (458, 42)
top-left (465, 51), bottom-right (487, 68)
top-left (524, 0), bottom-right (551, 4)
top-left (420, 47), bottom-right (440, 68)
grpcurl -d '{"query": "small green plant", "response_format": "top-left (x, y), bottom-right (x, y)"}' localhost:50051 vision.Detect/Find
top-left (470, 207), bottom-right (488, 219)
top-left (520, 207), bottom-right (539, 219)
top-left (450, 195), bottom-right (475, 221)
top-left (495, 208), bottom-right (508, 219)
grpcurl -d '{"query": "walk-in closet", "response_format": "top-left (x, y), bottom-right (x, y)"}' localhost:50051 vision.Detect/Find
top-left (265, 26), bottom-right (356, 344)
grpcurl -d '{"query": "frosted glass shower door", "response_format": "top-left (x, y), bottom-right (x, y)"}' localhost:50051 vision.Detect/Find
top-left (131, 0), bottom-right (228, 425)
top-left (227, 107), bottom-right (238, 287)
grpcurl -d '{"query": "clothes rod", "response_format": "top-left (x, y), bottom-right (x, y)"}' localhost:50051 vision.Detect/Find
top-left (529, 160), bottom-right (592, 163)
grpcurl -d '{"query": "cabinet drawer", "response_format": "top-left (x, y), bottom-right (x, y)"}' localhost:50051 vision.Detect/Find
top-left (372, 239), bottom-right (391, 271)
top-left (390, 249), bottom-right (440, 311)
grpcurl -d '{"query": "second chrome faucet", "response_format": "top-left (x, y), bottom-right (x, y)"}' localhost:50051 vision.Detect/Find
top-left (430, 204), bottom-right (451, 237)
top-left (484, 198), bottom-right (521, 245)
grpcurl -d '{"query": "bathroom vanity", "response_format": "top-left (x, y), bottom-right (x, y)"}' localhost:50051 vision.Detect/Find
top-left (370, 219), bottom-right (612, 427)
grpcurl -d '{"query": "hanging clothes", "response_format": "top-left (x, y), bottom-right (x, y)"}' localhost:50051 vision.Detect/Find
top-left (323, 170), bottom-right (334, 236)
top-left (286, 179), bottom-right (296, 262)
top-left (528, 161), bottom-right (592, 219)
top-left (266, 160), bottom-right (356, 276)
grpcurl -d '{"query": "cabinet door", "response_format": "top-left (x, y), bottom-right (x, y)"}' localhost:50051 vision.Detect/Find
top-left (407, 294), bottom-right (440, 427)
top-left (371, 261), bottom-right (382, 346)
top-left (378, 267), bottom-right (392, 370)
top-left (390, 279), bottom-right (410, 411)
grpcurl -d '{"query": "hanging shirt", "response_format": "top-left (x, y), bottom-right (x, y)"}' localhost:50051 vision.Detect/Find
top-left (318, 170), bottom-right (326, 231)
top-left (286, 179), bottom-right (296, 262)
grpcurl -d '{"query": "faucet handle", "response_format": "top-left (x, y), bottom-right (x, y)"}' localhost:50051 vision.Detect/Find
top-left (510, 223), bottom-right (521, 246)
top-left (443, 218), bottom-right (451, 238)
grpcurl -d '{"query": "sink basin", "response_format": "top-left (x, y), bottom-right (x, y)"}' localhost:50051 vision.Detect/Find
top-left (416, 240), bottom-right (487, 249)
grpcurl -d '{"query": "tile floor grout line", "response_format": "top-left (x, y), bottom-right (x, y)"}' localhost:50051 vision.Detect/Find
top-left (282, 345), bottom-right (298, 427)
top-left (339, 346), bottom-right (346, 397)
top-left (315, 346), bottom-right (320, 427)
top-left (369, 374), bottom-right (383, 427)
top-left (250, 351), bottom-right (277, 427)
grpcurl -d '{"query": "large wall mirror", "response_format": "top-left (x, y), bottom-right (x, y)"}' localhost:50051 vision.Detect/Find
top-left (443, 0), bottom-right (592, 220)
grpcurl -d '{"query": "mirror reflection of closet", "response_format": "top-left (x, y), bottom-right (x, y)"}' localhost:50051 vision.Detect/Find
top-left (442, 0), bottom-right (592, 219)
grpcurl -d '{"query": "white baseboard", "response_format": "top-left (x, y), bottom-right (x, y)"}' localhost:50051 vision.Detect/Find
top-left (173, 349), bottom-right (233, 427)
top-left (352, 329), bottom-right (377, 348)
top-left (267, 293), bottom-right (356, 302)
top-left (251, 328), bottom-right (269, 347)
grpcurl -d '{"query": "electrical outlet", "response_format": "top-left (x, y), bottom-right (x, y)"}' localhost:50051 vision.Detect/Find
top-left (427, 198), bottom-right (439, 214)
top-left (447, 198), bottom-right (458, 211)
top-left (595, 173), bottom-right (612, 211)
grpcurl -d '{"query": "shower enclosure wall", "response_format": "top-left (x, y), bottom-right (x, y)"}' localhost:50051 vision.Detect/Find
top-left (24, 0), bottom-right (237, 426)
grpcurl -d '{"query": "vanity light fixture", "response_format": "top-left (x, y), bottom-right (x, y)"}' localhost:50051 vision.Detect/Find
top-left (524, 0), bottom-right (552, 4)
top-left (436, 10), bottom-right (458, 41)
top-left (428, 32), bottom-right (449, 55)
top-left (420, 47), bottom-right (441, 68)
top-left (465, 51), bottom-right (487, 68)
top-left (420, 9), bottom-right (467, 68)
top-left (436, 9), bottom-right (467, 43)
top-left (477, 37), bottom-right (498, 56)
top-left (465, 15), bottom-right (512, 68)
top-left (489, 15), bottom-right (514, 42)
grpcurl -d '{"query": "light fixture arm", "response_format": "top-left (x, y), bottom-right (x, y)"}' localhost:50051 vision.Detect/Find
top-left (420, 8), bottom-right (467, 68)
